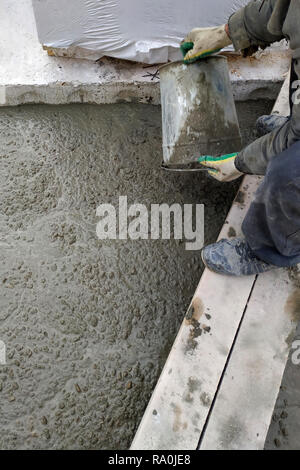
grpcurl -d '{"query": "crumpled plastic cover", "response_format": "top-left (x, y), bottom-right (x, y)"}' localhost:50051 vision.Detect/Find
top-left (32, 0), bottom-right (248, 64)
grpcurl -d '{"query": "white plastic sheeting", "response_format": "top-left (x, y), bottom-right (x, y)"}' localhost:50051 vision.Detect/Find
top-left (32, 0), bottom-right (249, 64)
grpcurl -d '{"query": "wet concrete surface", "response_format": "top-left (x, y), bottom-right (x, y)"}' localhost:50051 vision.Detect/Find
top-left (0, 101), bottom-right (285, 450)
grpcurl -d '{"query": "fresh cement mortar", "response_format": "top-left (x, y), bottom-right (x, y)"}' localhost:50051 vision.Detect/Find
top-left (0, 101), bottom-right (273, 449)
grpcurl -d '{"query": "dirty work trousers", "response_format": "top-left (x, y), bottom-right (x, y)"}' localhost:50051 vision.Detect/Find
top-left (243, 139), bottom-right (300, 267)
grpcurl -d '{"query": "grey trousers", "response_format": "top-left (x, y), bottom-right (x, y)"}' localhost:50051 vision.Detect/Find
top-left (243, 140), bottom-right (300, 267)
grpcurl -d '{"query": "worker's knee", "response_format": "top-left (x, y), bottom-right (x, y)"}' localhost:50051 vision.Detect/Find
top-left (266, 140), bottom-right (300, 191)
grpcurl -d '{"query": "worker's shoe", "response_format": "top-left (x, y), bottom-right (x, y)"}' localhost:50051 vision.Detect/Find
top-left (256, 114), bottom-right (289, 137)
top-left (201, 238), bottom-right (278, 276)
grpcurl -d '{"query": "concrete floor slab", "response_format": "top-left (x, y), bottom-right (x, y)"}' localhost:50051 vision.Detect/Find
top-left (0, 103), bottom-right (242, 449)
top-left (0, 97), bottom-right (274, 450)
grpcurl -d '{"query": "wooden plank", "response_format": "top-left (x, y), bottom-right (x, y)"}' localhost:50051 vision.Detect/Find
top-left (131, 176), bottom-right (261, 450)
top-left (200, 268), bottom-right (300, 450)
top-left (199, 70), bottom-right (294, 450)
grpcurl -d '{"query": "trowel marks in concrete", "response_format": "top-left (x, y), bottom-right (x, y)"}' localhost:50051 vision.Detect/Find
top-left (0, 102), bottom-right (270, 449)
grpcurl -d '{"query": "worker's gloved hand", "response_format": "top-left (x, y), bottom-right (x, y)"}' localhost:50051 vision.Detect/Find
top-left (181, 25), bottom-right (232, 64)
top-left (198, 153), bottom-right (243, 182)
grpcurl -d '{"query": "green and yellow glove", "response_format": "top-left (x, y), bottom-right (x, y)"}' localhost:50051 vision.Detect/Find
top-left (198, 153), bottom-right (243, 182)
top-left (181, 25), bottom-right (232, 64)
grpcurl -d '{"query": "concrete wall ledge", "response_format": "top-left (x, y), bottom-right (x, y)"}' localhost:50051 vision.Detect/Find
top-left (0, 0), bottom-right (291, 107)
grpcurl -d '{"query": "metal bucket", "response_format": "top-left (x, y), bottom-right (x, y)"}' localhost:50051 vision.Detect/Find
top-left (159, 56), bottom-right (242, 168)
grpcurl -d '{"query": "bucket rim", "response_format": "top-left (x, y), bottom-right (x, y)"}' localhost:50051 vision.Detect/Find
top-left (158, 54), bottom-right (228, 74)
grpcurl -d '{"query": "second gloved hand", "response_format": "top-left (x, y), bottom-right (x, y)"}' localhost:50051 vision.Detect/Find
top-left (181, 25), bottom-right (232, 64)
top-left (198, 153), bottom-right (243, 182)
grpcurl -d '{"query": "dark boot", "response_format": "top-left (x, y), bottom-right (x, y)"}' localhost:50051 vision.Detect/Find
top-left (256, 114), bottom-right (289, 137)
top-left (201, 238), bottom-right (278, 276)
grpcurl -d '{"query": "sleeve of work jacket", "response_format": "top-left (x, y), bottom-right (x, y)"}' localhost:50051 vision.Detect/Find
top-left (228, 0), bottom-right (300, 175)
top-left (228, 0), bottom-right (284, 52)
